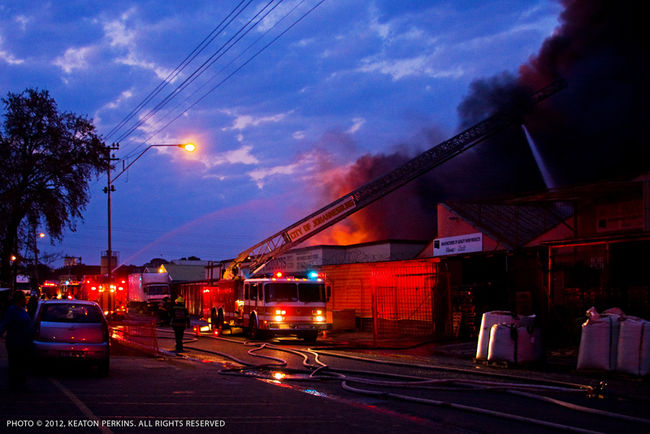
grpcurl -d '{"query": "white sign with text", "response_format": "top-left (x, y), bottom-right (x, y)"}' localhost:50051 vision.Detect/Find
top-left (433, 233), bottom-right (483, 256)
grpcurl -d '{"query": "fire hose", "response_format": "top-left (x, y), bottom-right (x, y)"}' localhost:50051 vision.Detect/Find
top-left (170, 334), bottom-right (650, 433)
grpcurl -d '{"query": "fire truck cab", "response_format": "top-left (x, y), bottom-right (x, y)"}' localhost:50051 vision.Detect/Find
top-left (203, 272), bottom-right (331, 342)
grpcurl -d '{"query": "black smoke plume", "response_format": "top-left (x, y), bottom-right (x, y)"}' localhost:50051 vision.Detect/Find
top-left (314, 0), bottom-right (650, 244)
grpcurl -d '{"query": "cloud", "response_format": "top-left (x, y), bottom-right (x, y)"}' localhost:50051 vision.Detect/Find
top-left (346, 117), bottom-right (365, 134)
top-left (0, 36), bottom-right (25, 65)
top-left (248, 162), bottom-right (300, 189)
top-left (104, 89), bottom-right (134, 109)
top-left (15, 15), bottom-right (30, 31)
top-left (218, 145), bottom-right (260, 165)
top-left (53, 46), bottom-right (94, 73)
top-left (103, 17), bottom-right (136, 47)
top-left (257, 0), bottom-right (303, 33)
top-left (0, 50), bottom-right (24, 65)
top-left (357, 54), bottom-right (465, 81)
top-left (115, 51), bottom-right (174, 81)
top-left (101, 9), bottom-right (175, 82)
top-left (197, 145), bottom-right (260, 170)
top-left (245, 149), bottom-right (327, 189)
top-left (221, 110), bottom-right (290, 131)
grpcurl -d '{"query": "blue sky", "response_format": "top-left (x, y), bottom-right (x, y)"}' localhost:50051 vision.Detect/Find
top-left (0, 1), bottom-right (562, 268)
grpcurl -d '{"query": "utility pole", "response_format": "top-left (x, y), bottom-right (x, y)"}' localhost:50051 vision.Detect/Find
top-left (103, 143), bottom-right (119, 285)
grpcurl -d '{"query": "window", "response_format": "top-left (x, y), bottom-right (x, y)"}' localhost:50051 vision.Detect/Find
top-left (41, 304), bottom-right (103, 323)
top-left (265, 283), bottom-right (298, 302)
top-left (298, 283), bottom-right (324, 303)
top-left (244, 284), bottom-right (250, 300)
top-left (146, 285), bottom-right (169, 296)
top-left (250, 283), bottom-right (258, 301)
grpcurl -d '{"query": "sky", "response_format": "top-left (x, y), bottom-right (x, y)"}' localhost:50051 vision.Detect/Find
top-left (0, 0), bottom-right (563, 268)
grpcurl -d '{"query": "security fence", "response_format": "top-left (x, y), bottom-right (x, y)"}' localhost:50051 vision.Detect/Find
top-left (371, 261), bottom-right (448, 339)
top-left (109, 314), bottom-right (159, 355)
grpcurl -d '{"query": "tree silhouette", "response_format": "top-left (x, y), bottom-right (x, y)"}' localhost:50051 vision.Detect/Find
top-left (0, 88), bottom-right (107, 287)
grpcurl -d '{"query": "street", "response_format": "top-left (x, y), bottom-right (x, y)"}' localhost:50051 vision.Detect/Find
top-left (2, 321), bottom-right (650, 434)
top-left (0, 341), bottom-right (437, 433)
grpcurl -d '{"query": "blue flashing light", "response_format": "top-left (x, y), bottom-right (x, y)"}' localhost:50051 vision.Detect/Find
top-left (308, 271), bottom-right (318, 280)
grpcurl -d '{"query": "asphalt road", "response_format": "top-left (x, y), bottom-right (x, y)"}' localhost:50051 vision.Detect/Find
top-left (0, 341), bottom-right (441, 433)
top-left (2, 325), bottom-right (650, 434)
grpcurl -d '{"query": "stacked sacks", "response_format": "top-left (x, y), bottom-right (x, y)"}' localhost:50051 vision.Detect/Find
top-left (476, 311), bottom-right (517, 361)
top-left (616, 316), bottom-right (650, 376)
top-left (577, 307), bottom-right (623, 372)
top-left (487, 314), bottom-right (543, 364)
top-left (475, 311), bottom-right (543, 364)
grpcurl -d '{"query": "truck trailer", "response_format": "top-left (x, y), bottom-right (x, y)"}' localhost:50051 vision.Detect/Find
top-left (127, 272), bottom-right (171, 311)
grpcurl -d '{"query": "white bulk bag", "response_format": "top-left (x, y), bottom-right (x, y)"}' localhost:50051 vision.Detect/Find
top-left (577, 308), bottom-right (621, 371)
top-left (476, 311), bottom-right (516, 360)
top-left (487, 322), bottom-right (542, 364)
top-left (616, 318), bottom-right (650, 376)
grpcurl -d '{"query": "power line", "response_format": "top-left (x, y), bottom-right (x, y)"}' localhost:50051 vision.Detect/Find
top-left (105, 0), bottom-right (253, 147)
top-left (143, 0), bottom-right (327, 143)
top-left (114, 0), bottom-right (281, 155)
top-left (150, 0), bottom-right (309, 140)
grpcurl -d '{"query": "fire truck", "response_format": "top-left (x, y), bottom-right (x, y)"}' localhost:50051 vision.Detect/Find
top-left (201, 80), bottom-right (566, 342)
top-left (79, 275), bottom-right (127, 319)
top-left (59, 279), bottom-right (81, 299)
top-left (202, 271), bottom-right (329, 342)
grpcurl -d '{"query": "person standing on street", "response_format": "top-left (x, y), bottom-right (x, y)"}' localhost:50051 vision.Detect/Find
top-left (26, 291), bottom-right (39, 319)
top-left (0, 291), bottom-right (34, 391)
top-left (171, 296), bottom-right (190, 353)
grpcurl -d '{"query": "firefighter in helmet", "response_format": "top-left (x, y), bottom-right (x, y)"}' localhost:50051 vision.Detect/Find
top-left (171, 296), bottom-right (190, 353)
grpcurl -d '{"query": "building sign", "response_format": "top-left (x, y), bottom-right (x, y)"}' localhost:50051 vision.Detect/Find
top-left (433, 233), bottom-right (483, 256)
top-left (284, 196), bottom-right (356, 242)
top-left (596, 200), bottom-right (643, 233)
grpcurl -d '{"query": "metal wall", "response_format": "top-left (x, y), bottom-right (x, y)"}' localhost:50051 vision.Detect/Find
top-left (371, 261), bottom-right (441, 338)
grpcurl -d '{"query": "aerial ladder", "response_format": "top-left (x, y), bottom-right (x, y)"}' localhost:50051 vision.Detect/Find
top-left (223, 79), bottom-right (566, 279)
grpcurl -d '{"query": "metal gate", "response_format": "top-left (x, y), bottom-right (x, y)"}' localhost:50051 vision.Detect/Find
top-left (371, 261), bottom-right (438, 338)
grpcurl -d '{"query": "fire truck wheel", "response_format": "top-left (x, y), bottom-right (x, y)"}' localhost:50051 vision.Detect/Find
top-left (210, 308), bottom-right (217, 327)
top-left (217, 308), bottom-right (224, 328)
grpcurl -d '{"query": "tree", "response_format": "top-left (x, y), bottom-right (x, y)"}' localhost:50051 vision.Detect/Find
top-left (0, 88), bottom-right (107, 287)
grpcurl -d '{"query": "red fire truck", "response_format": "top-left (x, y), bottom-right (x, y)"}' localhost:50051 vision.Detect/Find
top-left (202, 271), bottom-right (330, 342)
top-left (79, 275), bottom-right (127, 319)
top-left (200, 80), bottom-right (565, 343)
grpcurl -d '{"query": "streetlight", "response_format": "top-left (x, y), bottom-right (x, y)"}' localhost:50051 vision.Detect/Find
top-left (104, 143), bottom-right (196, 283)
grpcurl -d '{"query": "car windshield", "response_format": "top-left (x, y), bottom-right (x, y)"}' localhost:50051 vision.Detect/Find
top-left (265, 283), bottom-right (298, 302)
top-left (146, 285), bottom-right (169, 296)
top-left (41, 304), bottom-right (103, 323)
top-left (298, 283), bottom-right (324, 303)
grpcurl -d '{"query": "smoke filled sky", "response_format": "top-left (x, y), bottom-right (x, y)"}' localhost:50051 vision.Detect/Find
top-left (2, 1), bottom-right (606, 268)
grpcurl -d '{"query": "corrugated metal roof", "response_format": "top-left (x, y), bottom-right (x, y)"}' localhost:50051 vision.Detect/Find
top-left (444, 201), bottom-right (573, 248)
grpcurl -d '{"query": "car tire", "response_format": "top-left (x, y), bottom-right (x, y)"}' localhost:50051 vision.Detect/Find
top-left (97, 358), bottom-right (110, 377)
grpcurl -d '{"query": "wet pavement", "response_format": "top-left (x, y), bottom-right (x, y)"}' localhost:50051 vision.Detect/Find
top-left (147, 318), bottom-right (650, 402)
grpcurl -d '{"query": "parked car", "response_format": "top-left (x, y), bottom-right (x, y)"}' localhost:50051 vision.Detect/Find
top-left (33, 299), bottom-right (110, 376)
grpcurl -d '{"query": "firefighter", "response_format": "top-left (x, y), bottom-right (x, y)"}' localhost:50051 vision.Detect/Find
top-left (26, 291), bottom-right (39, 319)
top-left (159, 296), bottom-right (172, 326)
top-left (170, 296), bottom-right (190, 353)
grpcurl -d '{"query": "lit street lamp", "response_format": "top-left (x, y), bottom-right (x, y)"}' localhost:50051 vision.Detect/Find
top-left (104, 143), bottom-right (196, 283)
